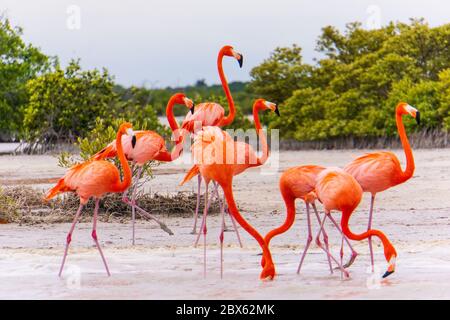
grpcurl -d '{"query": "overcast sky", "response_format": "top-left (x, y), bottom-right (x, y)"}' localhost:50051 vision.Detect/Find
top-left (1, 0), bottom-right (449, 87)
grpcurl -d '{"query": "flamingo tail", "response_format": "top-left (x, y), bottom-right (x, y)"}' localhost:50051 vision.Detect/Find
top-left (179, 165), bottom-right (200, 186)
top-left (44, 178), bottom-right (70, 201)
top-left (92, 144), bottom-right (117, 161)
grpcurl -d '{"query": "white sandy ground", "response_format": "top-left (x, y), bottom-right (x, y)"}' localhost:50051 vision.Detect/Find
top-left (1, 149), bottom-right (450, 299)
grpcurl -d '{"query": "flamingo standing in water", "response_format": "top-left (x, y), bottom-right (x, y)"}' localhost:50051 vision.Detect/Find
top-left (45, 122), bottom-right (136, 276)
top-left (344, 102), bottom-right (420, 270)
top-left (181, 45), bottom-right (243, 235)
top-left (180, 99), bottom-right (279, 280)
top-left (315, 167), bottom-right (397, 278)
top-left (262, 165), bottom-right (358, 274)
top-left (93, 93), bottom-right (194, 244)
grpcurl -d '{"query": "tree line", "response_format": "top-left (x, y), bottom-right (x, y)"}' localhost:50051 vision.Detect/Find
top-left (1, 17), bottom-right (449, 150)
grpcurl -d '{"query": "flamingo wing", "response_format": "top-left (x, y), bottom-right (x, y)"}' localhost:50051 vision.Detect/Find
top-left (281, 165), bottom-right (325, 200)
top-left (182, 103), bottom-right (225, 132)
top-left (344, 151), bottom-right (401, 193)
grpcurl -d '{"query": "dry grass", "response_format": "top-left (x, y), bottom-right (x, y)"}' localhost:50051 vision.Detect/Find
top-left (0, 186), bottom-right (220, 225)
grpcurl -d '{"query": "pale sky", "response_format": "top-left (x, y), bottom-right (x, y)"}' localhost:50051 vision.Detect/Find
top-left (1, 0), bottom-right (449, 87)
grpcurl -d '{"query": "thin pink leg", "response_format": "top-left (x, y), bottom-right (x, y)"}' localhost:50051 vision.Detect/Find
top-left (202, 182), bottom-right (209, 278)
top-left (311, 203), bottom-right (333, 273)
top-left (219, 198), bottom-right (225, 279)
top-left (227, 209), bottom-right (243, 248)
top-left (59, 204), bottom-right (83, 277)
top-left (316, 212), bottom-right (349, 278)
top-left (296, 202), bottom-right (313, 274)
top-left (131, 166), bottom-right (143, 245)
top-left (195, 180), bottom-right (214, 247)
top-left (340, 232), bottom-right (344, 279)
top-left (368, 194), bottom-right (376, 272)
top-left (191, 175), bottom-right (202, 234)
top-left (327, 214), bottom-right (358, 268)
top-left (92, 199), bottom-right (111, 276)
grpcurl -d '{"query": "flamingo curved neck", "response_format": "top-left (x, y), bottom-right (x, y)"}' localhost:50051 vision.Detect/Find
top-left (341, 211), bottom-right (395, 261)
top-left (166, 96), bottom-right (180, 132)
top-left (115, 130), bottom-right (132, 192)
top-left (395, 110), bottom-right (415, 183)
top-left (217, 51), bottom-right (235, 127)
top-left (265, 190), bottom-right (295, 245)
top-left (253, 105), bottom-right (269, 166)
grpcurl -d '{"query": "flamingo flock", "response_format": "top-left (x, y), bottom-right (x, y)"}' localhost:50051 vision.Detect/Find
top-left (45, 45), bottom-right (419, 281)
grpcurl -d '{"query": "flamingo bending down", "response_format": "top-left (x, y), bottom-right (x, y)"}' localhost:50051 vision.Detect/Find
top-left (315, 167), bottom-right (397, 278)
top-left (45, 122), bottom-right (136, 276)
top-left (344, 102), bottom-right (419, 270)
top-left (181, 45), bottom-right (243, 235)
top-left (92, 93), bottom-right (194, 244)
top-left (262, 165), bottom-right (358, 274)
top-left (181, 99), bottom-right (279, 280)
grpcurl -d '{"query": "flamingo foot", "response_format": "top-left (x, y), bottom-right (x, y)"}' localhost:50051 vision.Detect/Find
top-left (342, 251), bottom-right (358, 269)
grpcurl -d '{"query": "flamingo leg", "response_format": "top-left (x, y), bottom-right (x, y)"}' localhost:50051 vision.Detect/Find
top-left (201, 182), bottom-right (209, 278)
top-left (340, 232), bottom-right (344, 279)
top-left (127, 203), bottom-right (174, 235)
top-left (191, 175), bottom-right (202, 234)
top-left (59, 204), bottom-right (83, 277)
top-left (131, 166), bottom-right (143, 245)
top-left (368, 194), bottom-right (376, 272)
top-left (311, 203), bottom-right (333, 273)
top-left (316, 213), bottom-right (349, 278)
top-left (219, 197), bottom-right (225, 279)
top-left (195, 180), bottom-right (215, 247)
top-left (92, 199), bottom-right (111, 276)
top-left (296, 202), bottom-right (313, 274)
top-left (326, 214), bottom-right (358, 269)
top-left (213, 182), bottom-right (243, 247)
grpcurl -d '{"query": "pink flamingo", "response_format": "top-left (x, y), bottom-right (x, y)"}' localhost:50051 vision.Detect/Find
top-left (344, 102), bottom-right (419, 270)
top-left (262, 165), bottom-right (358, 274)
top-left (181, 45), bottom-right (243, 236)
top-left (181, 99), bottom-right (278, 279)
top-left (93, 93), bottom-right (194, 244)
top-left (315, 167), bottom-right (397, 278)
top-left (45, 122), bottom-right (135, 276)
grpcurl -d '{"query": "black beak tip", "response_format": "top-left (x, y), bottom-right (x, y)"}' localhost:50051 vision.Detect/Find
top-left (275, 106), bottom-right (280, 117)
top-left (190, 106), bottom-right (195, 115)
top-left (238, 55), bottom-right (243, 68)
top-left (416, 111), bottom-right (421, 125)
top-left (382, 270), bottom-right (394, 278)
top-left (131, 135), bottom-right (137, 148)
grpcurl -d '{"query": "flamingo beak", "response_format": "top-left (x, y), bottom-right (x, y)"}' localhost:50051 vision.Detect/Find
top-left (415, 111), bottom-right (421, 125)
top-left (275, 105), bottom-right (280, 117)
top-left (126, 128), bottom-right (136, 148)
top-left (190, 106), bottom-right (195, 115)
top-left (238, 54), bottom-right (243, 68)
top-left (382, 257), bottom-right (396, 278)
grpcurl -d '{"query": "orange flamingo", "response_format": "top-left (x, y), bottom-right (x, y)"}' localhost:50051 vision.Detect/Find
top-left (181, 45), bottom-right (243, 235)
top-left (45, 122), bottom-right (136, 276)
top-left (344, 102), bottom-right (419, 270)
top-left (315, 167), bottom-right (397, 278)
top-left (262, 165), bottom-right (358, 274)
top-left (180, 99), bottom-right (279, 280)
top-left (92, 93), bottom-right (194, 244)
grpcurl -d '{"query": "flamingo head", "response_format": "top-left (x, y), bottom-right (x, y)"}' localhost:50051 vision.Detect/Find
top-left (398, 102), bottom-right (420, 125)
top-left (382, 245), bottom-right (397, 278)
top-left (256, 99), bottom-right (280, 116)
top-left (172, 93), bottom-right (194, 114)
top-left (119, 122), bottom-right (136, 148)
top-left (222, 45), bottom-right (243, 68)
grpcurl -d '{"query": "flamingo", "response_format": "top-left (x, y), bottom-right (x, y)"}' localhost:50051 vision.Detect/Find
top-left (44, 122), bottom-right (136, 276)
top-left (262, 165), bottom-right (358, 274)
top-left (180, 99), bottom-right (279, 280)
top-left (92, 93), bottom-right (194, 244)
top-left (181, 45), bottom-right (243, 235)
top-left (344, 102), bottom-right (420, 270)
top-left (315, 167), bottom-right (397, 278)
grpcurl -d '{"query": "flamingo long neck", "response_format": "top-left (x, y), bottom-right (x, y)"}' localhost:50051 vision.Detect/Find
top-left (253, 105), bottom-right (269, 166)
top-left (340, 210), bottom-right (396, 261)
top-left (166, 96), bottom-right (180, 132)
top-left (114, 130), bottom-right (132, 192)
top-left (264, 189), bottom-right (296, 246)
top-left (217, 51), bottom-right (235, 127)
top-left (396, 111), bottom-right (415, 183)
top-left (221, 182), bottom-right (274, 267)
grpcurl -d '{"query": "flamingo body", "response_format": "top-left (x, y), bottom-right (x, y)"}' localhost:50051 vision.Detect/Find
top-left (182, 103), bottom-right (225, 132)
